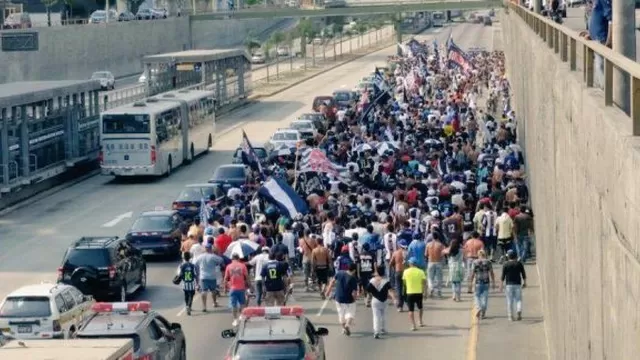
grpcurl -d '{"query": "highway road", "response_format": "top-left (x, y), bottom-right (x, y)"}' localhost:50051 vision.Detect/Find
top-left (0, 22), bottom-right (498, 359)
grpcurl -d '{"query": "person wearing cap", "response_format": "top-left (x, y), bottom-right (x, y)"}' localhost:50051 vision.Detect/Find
top-left (499, 249), bottom-right (526, 321)
top-left (248, 246), bottom-right (271, 306)
top-left (389, 240), bottom-right (408, 311)
top-left (193, 243), bottom-right (224, 311)
top-left (402, 257), bottom-right (426, 330)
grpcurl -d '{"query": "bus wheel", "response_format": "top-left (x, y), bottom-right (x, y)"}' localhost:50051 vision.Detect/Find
top-left (190, 143), bottom-right (195, 162)
top-left (207, 134), bottom-right (213, 149)
top-left (166, 157), bottom-right (173, 177)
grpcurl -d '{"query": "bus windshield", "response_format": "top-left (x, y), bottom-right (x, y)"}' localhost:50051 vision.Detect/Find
top-left (103, 114), bottom-right (151, 134)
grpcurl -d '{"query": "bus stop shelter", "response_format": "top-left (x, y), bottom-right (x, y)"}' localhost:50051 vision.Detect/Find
top-left (0, 80), bottom-right (101, 200)
top-left (141, 49), bottom-right (252, 106)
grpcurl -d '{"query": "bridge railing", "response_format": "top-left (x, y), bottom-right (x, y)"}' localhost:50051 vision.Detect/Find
top-left (507, 2), bottom-right (640, 135)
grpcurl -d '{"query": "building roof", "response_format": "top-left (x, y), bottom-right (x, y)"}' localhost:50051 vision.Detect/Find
top-left (142, 48), bottom-right (249, 64)
top-left (0, 80), bottom-right (101, 110)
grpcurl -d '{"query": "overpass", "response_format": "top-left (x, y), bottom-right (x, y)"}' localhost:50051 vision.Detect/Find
top-left (191, 0), bottom-right (502, 20)
top-left (500, 2), bottom-right (640, 359)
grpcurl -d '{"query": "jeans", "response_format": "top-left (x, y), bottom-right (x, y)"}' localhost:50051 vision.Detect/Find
top-left (515, 235), bottom-right (530, 262)
top-left (594, 53), bottom-right (604, 90)
top-left (505, 284), bottom-right (523, 317)
top-left (183, 290), bottom-right (195, 309)
top-left (255, 280), bottom-right (264, 306)
top-left (474, 282), bottom-right (490, 312)
top-left (451, 281), bottom-right (462, 300)
top-left (394, 271), bottom-right (405, 309)
top-left (427, 262), bottom-right (443, 294)
top-left (371, 299), bottom-right (388, 334)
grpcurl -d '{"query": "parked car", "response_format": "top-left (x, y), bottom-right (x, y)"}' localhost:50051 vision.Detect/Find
top-left (312, 37), bottom-right (324, 45)
top-left (251, 52), bottom-right (266, 64)
top-left (150, 8), bottom-right (168, 19)
top-left (136, 8), bottom-right (155, 20)
top-left (2, 12), bottom-right (31, 29)
top-left (118, 11), bottom-right (136, 21)
top-left (91, 71), bottom-right (115, 90)
top-left (89, 10), bottom-right (118, 24)
top-left (483, 16), bottom-right (493, 26)
top-left (277, 46), bottom-right (290, 57)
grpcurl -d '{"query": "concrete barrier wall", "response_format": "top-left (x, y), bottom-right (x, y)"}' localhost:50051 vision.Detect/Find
top-left (0, 18), bottom-right (281, 83)
top-left (501, 10), bottom-right (640, 360)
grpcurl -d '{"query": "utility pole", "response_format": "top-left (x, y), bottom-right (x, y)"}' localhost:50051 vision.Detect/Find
top-left (612, 0), bottom-right (636, 113)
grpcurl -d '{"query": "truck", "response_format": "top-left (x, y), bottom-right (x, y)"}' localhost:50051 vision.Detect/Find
top-left (0, 338), bottom-right (134, 360)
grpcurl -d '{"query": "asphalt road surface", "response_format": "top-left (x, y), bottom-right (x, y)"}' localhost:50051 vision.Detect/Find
top-left (0, 23), bottom-right (498, 360)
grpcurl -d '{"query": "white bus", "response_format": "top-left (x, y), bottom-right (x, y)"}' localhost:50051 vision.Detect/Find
top-left (100, 89), bottom-right (216, 177)
top-left (432, 11), bottom-right (445, 27)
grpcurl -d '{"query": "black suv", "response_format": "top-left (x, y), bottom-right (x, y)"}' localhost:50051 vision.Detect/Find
top-left (57, 237), bottom-right (147, 302)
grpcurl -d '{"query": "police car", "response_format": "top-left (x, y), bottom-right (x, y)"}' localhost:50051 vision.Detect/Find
top-left (0, 283), bottom-right (94, 339)
top-left (221, 306), bottom-right (328, 360)
top-left (74, 302), bottom-right (186, 360)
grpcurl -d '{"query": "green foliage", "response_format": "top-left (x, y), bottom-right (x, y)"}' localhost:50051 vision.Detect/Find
top-left (245, 0), bottom-right (260, 5)
top-left (296, 18), bottom-right (315, 38)
top-left (270, 31), bottom-right (285, 45)
top-left (354, 23), bottom-right (368, 34)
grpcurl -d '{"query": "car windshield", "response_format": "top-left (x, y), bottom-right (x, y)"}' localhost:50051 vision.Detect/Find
top-left (299, 114), bottom-right (321, 121)
top-left (177, 188), bottom-right (203, 201)
top-left (291, 122), bottom-right (312, 130)
top-left (201, 185), bottom-right (225, 200)
top-left (92, 72), bottom-right (110, 79)
top-left (131, 216), bottom-right (173, 232)
top-left (214, 167), bottom-right (245, 179)
top-left (333, 92), bottom-right (351, 101)
top-left (273, 133), bottom-right (298, 141)
top-left (92, 11), bottom-right (106, 17)
top-left (235, 341), bottom-right (304, 359)
top-left (102, 114), bottom-right (150, 134)
top-left (76, 334), bottom-right (141, 352)
top-left (235, 148), bottom-right (267, 159)
top-left (64, 249), bottom-right (110, 268)
top-left (0, 296), bottom-right (51, 318)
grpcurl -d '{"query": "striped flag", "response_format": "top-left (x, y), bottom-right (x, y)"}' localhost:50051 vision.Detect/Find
top-left (199, 197), bottom-right (210, 224)
top-left (298, 148), bottom-right (350, 181)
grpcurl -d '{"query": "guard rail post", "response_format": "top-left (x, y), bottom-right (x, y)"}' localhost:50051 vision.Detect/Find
top-left (323, 43), bottom-right (326, 63)
top-left (339, 33), bottom-right (343, 59)
top-left (333, 38), bottom-right (337, 62)
top-left (349, 35), bottom-right (353, 54)
top-left (103, 95), bottom-right (109, 111)
top-left (312, 44), bottom-right (316, 67)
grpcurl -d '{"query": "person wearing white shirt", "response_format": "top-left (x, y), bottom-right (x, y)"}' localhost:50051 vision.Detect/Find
top-left (248, 247), bottom-right (271, 306)
top-left (281, 226), bottom-right (297, 270)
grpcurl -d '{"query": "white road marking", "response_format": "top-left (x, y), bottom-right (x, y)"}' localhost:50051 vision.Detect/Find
top-left (176, 307), bottom-right (186, 317)
top-left (316, 298), bottom-right (329, 317)
top-left (101, 211), bottom-right (133, 228)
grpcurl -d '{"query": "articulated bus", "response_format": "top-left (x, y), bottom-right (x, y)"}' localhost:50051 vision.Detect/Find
top-left (432, 11), bottom-right (445, 27)
top-left (99, 89), bottom-right (216, 177)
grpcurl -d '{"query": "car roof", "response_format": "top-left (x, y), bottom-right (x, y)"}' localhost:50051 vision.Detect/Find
top-left (71, 237), bottom-right (120, 249)
top-left (186, 183), bottom-right (220, 188)
top-left (139, 210), bottom-right (176, 217)
top-left (274, 129), bottom-right (300, 134)
top-left (78, 313), bottom-right (151, 336)
top-left (217, 164), bottom-right (245, 169)
top-left (6, 283), bottom-right (72, 298)
top-left (333, 90), bottom-right (351, 93)
top-left (291, 119), bottom-right (312, 124)
top-left (236, 141), bottom-right (265, 148)
top-left (236, 316), bottom-right (304, 342)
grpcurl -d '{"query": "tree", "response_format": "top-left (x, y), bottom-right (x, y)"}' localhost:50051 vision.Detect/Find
top-left (327, 15), bottom-right (346, 34)
top-left (127, 0), bottom-right (147, 13)
top-left (296, 18), bottom-right (315, 38)
top-left (244, 38), bottom-right (262, 54)
top-left (41, 0), bottom-right (58, 27)
top-left (270, 31), bottom-right (285, 46)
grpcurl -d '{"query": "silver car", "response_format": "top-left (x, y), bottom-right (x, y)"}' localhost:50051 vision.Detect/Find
top-left (91, 71), bottom-right (115, 90)
top-left (89, 10), bottom-right (117, 24)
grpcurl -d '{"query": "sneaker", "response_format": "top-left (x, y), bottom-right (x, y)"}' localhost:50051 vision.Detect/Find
top-left (320, 292), bottom-right (326, 300)
top-left (475, 309), bottom-right (482, 319)
top-left (517, 312), bottom-right (522, 321)
top-left (380, 329), bottom-right (387, 334)
top-left (397, 308), bottom-right (403, 313)
top-left (419, 323), bottom-right (425, 327)
top-left (232, 319), bottom-right (239, 327)
top-left (202, 308), bottom-right (207, 313)
top-left (481, 310), bottom-right (486, 319)
top-left (411, 326), bottom-right (417, 331)
top-left (344, 327), bottom-right (351, 336)
top-left (186, 307), bottom-right (191, 316)
top-left (374, 333), bottom-right (381, 339)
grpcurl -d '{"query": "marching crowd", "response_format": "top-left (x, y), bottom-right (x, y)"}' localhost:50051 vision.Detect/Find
top-left (174, 37), bottom-right (534, 338)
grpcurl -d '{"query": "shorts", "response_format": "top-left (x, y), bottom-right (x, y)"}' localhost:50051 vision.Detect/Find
top-left (264, 290), bottom-right (286, 305)
top-left (406, 294), bottom-right (423, 312)
top-left (359, 271), bottom-right (373, 288)
top-left (228, 290), bottom-right (246, 309)
top-left (315, 267), bottom-right (329, 285)
top-left (335, 302), bottom-right (356, 323)
top-left (200, 279), bottom-right (217, 292)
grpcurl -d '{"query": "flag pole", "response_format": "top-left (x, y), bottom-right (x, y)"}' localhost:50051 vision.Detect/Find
top-left (292, 142), bottom-right (301, 190)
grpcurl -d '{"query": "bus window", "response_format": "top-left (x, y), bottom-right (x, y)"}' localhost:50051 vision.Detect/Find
top-left (103, 114), bottom-right (150, 134)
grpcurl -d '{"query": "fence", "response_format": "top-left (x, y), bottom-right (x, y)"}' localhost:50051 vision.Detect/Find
top-left (507, 2), bottom-right (640, 134)
top-left (254, 26), bottom-right (394, 84)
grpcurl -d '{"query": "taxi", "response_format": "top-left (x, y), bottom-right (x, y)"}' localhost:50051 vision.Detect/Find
top-left (0, 283), bottom-right (94, 339)
top-left (74, 301), bottom-right (186, 360)
top-left (221, 306), bottom-right (328, 360)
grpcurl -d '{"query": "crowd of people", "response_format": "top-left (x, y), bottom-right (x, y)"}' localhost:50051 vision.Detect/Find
top-left (174, 36), bottom-right (534, 338)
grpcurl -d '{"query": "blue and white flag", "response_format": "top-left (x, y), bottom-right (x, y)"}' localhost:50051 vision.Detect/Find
top-left (241, 129), bottom-right (265, 179)
top-left (258, 177), bottom-right (309, 219)
top-left (199, 197), bottom-right (210, 223)
top-left (373, 68), bottom-right (388, 94)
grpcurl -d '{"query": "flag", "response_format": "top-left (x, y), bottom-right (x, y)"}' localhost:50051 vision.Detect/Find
top-left (257, 177), bottom-right (308, 218)
top-left (199, 197), bottom-right (210, 223)
top-left (373, 67), bottom-right (387, 94)
top-left (397, 43), bottom-right (412, 57)
top-left (241, 130), bottom-right (264, 178)
top-left (447, 37), bottom-right (474, 72)
top-left (299, 148), bottom-right (350, 180)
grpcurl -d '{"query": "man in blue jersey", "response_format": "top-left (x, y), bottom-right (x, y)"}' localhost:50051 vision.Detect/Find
top-left (407, 233), bottom-right (426, 270)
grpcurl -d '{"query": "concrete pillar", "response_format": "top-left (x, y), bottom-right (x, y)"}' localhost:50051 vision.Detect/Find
top-left (612, 0), bottom-right (636, 114)
top-left (0, 108), bottom-right (8, 185)
top-left (19, 105), bottom-right (29, 178)
top-left (215, 64), bottom-right (222, 102)
top-left (533, 0), bottom-right (542, 14)
top-left (221, 60), bottom-right (228, 102)
top-left (237, 57), bottom-right (245, 96)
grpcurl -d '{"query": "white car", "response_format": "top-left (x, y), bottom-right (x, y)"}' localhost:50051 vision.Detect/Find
top-left (268, 129), bottom-right (302, 150)
top-left (91, 71), bottom-right (115, 90)
top-left (0, 283), bottom-right (94, 339)
top-left (251, 53), bottom-right (266, 64)
top-left (290, 120), bottom-right (318, 140)
top-left (276, 46), bottom-right (290, 57)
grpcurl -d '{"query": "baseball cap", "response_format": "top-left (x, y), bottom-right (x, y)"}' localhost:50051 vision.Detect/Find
top-left (262, 246), bottom-right (270, 252)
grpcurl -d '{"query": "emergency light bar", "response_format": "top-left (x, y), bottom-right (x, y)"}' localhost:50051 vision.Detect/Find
top-left (91, 301), bottom-right (151, 313)
top-left (242, 306), bottom-right (304, 318)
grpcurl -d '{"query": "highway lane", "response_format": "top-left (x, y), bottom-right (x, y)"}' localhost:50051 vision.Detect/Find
top-left (0, 22), bottom-right (495, 359)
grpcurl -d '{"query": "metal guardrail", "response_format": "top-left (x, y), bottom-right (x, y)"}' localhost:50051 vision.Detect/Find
top-left (508, 2), bottom-right (640, 135)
